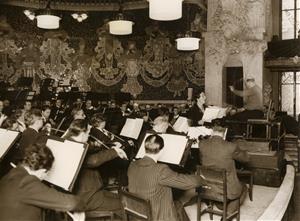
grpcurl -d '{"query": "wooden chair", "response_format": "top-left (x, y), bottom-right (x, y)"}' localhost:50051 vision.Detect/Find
top-left (237, 169), bottom-right (253, 201)
top-left (196, 166), bottom-right (241, 221)
top-left (247, 100), bottom-right (274, 140)
top-left (119, 189), bottom-right (152, 221)
top-left (85, 211), bottom-right (114, 221)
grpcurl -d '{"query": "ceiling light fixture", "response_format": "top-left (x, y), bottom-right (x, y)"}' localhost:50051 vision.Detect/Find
top-left (36, 0), bottom-right (60, 29)
top-left (24, 9), bottom-right (36, 20)
top-left (71, 13), bottom-right (88, 22)
top-left (148, 0), bottom-right (183, 21)
top-left (109, 0), bottom-right (134, 35)
top-left (176, 4), bottom-right (200, 51)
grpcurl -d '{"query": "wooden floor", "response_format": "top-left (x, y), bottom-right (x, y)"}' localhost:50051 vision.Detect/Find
top-left (184, 185), bottom-right (279, 221)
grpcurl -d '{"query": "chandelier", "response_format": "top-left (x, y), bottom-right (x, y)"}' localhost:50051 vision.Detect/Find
top-left (148, 0), bottom-right (184, 21)
top-left (71, 13), bottom-right (88, 22)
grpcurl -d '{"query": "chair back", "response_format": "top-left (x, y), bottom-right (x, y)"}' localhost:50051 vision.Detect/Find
top-left (266, 100), bottom-right (274, 121)
top-left (119, 189), bottom-right (152, 221)
top-left (196, 165), bottom-right (227, 203)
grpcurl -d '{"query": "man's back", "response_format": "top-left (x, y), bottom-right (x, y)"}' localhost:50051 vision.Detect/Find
top-left (128, 156), bottom-right (204, 221)
top-left (199, 136), bottom-right (249, 199)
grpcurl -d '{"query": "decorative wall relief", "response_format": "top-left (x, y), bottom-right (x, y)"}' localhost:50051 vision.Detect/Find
top-left (141, 26), bottom-right (172, 87)
top-left (120, 41), bottom-right (143, 97)
top-left (17, 38), bottom-right (42, 91)
top-left (40, 31), bottom-right (74, 82)
top-left (91, 24), bottom-right (125, 87)
top-left (0, 37), bottom-right (20, 84)
top-left (167, 58), bottom-right (188, 97)
top-left (72, 39), bottom-right (91, 91)
top-left (183, 50), bottom-right (205, 87)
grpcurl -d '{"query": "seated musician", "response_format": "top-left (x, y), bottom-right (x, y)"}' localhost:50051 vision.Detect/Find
top-left (63, 119), bottom-right (126, 213)
top-left (59, 107), bottom-right (86, 133)
top-left (18, 109), bottom-right (47, 155)
top-left (1, 117), bottom-right (19, 131)
top-left (128, 134), bottom-right (207, 221)
top-left (199, 126), bottom-right (250, 213)
top-left (0, 143), bottom-right (86, 221)
top-left (90, 113), bottom-right (131, 185)
top-left (49, 99), bottom-right (65, 124)
top-left (0, 100), bottom-right (7, 127)
top-left (187, 92), bottom-right (207, 126)
top-left (83, 99), bottom-right (95, 120)
top-left (151, 116), bottom-right (169, 133)
top-left (12, 109), bottom-right (27, 132)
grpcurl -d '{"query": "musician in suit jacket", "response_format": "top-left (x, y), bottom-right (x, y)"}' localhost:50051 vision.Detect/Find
top-left (18, 109), bottom-right (47, 160)
top-left (199, 126), bottom-right (250, 213)
top-left (89, 113), bottom-right (130, 186)
top-left (63, 119), bottom-right (127, 212)
top-left (128, 134), bottom-right (207, 221)
top-left (0, 143), bottom-right (86, 221)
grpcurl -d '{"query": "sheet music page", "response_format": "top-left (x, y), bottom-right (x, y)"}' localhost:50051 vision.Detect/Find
top-left (136, 133), bottom-right (188, 165)
top-left (173, 116), bottom-right (189, 133)
top-left (0, 129), bottom-right (19, 158)
top-left (187, 126), bottom-right (213, 139)
top-left (44, 139), bottom-right (85, 191)
top-left (217, 107), bottom-right (227, 118)
top-left (201, 107), bottom-right (221, 122)
top-left (120, 118), bottom-right (144, 139)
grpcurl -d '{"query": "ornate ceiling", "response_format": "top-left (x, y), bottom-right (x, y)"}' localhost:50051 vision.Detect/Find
top-left (1, 0), bottom-right (207, 11)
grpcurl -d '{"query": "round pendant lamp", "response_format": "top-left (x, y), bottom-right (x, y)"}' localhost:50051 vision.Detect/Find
top-left (148, 0), bottom-right (183, 21)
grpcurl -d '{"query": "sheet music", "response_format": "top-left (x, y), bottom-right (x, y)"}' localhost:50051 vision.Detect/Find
top-left (0, 129), bottom-right (19, 159)
top-left (44, 139), bottom-right (86, 191)
top-left (136, 133), bottom-right (188, 165)
top-left (202, 106), bottom-right (227, 122)
top-left (120, 118), bottom-right (144, 139)
top-left (201, 107), bottom-right (221, 122)
top-left (173, 116), bottom-right (189, 133)
top-left (187, 126), bottom-right (213, 139)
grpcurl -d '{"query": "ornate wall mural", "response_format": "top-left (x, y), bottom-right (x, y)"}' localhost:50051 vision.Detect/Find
top-left (0, 5), bottom-right (206, 99)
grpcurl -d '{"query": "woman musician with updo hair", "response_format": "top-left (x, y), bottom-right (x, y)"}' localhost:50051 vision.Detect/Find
top-left (0, 143), bottom-right (86, 221)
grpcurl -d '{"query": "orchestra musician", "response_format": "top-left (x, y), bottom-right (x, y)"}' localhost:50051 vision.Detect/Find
top-left (89, 113), bottom-right (131, 186)
top-left (199, 126), bottom-right (250, 214)
top-left (128, 134), bottom-right (207, 221)
top-left (63, 119), bottom-right (127, 213)
top-left (187, 92), bottom-right (207, 126)
top-left (0, 143), bottom-right (86, 221)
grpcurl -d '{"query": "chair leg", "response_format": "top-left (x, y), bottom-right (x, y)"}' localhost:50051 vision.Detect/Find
top-left (209, 202), bottom-right (213, 220)
top-left (223, 201), bottom-right (227, 221)
top-left (197, 196), bottom-right (202, 221)
top-left (249, 175), bottom-right (253, 201)
top-left (237, 198), bottom-right (241, 221)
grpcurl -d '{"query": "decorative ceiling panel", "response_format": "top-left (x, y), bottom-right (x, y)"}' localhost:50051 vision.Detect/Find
top-left (1, 0), bottom-right (207, 11)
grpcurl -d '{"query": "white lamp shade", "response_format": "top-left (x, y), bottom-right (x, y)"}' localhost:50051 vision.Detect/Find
top-left (36, 14), bottom-right (60, 29)
top-left (149, 0), bottom-right (183, 21)
top-left (109, 20), bottom-right (134, 35)
top-left (176, 37), bottom-right (200, 51)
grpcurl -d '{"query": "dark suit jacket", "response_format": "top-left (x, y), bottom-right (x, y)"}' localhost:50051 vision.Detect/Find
top-left (199, 136), bottom-right (250, 199)
top-left (128, 156), bottom-right (206, 221)
top-left (72, 140), bottom-right (119, 210)
top-left (0, 166), bottom-right (85, 221)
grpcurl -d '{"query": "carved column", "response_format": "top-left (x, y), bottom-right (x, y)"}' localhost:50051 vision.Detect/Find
top-left (204, 0), bottom-right (269, 106)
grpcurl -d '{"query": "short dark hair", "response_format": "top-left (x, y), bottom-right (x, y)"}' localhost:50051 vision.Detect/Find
top-left (41, 105), bottom-right (51, 112)
top-left (22, 143), bottom-right (54, 171)
top-left (24, 109), bottom-right (42, 126)
top-left (90, 113), bottom-right (106, 128)
top-left (144, 134), bottom-right (164, 154)
top-left (63, 119), bottom-right (89, 139)
top-left (1, 117), bottom-right (17, 130)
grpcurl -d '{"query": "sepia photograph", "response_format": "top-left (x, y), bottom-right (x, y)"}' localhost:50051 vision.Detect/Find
top-left (0, 0), bottom-right (299, 220)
